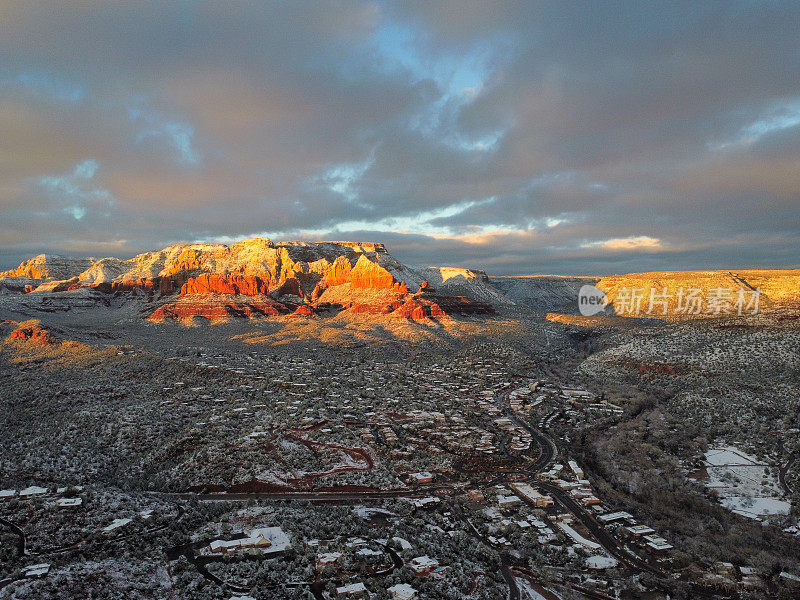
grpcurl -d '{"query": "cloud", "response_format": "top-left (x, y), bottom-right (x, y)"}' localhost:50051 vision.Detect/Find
top-left (0, 2), bottom-right (799, 273)
top-left (36, 159), bottom-right (115, 221)
top-left (128, 100), bottom-right (201, 166)
top-left (16, 72), bottom-right (84, 103)
top-left (582, 236), bottom-right (663, 251)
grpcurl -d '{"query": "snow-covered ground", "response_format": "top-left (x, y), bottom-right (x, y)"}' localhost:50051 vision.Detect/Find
top-left (515, 578), bottom-right (563, 600)
top-left (586, 555), bottom-right (618, 569)
top-left (704, 446), bottom-right (790, 520)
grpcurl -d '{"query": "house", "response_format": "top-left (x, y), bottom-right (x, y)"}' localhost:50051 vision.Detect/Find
top-left (209, 526), bottom-right (290, 555)
top-left (336, 582), bottom-right (367, 598)
top-left (56, 497), bottom-right (83, 508)
top-left (102, 518), bottom-right (132, 533)
top-left (21, 563), bottom-right (50, 578)
top-left (568, 460), bottom-right (584, 479)
top-left (597, 511), bottom-right (634, 524)
top-left (643, 534), bottom-right (673, 553)
top-left (388, 583), bottom-right (417, 600)
top-left (412, 497), bottom-right (440, 509)
top-left (741, 574), bottom-right (763, 589)
top-left (317, 552), bottom-right (343, 569)
top-left (467, 489), bottom-right (485, 503)
top-left (556, 522), bottom-right (601, 550)
top-left (497, 494), bottom-right (521, 509)
top-left (409, 555), bottom-right (439, 576)
top-left (623, 524), bottom-right (655, 537)
top-left (19, 486), bottom-right (47, 498)
top-left (586, 555), bottom-right (619, 570)
top-left (510, 483), bottom-right (554, 507)
top-left (0, 489), bottom-right (16, 500)
top-left (409, 472), bottom-right (433, 484)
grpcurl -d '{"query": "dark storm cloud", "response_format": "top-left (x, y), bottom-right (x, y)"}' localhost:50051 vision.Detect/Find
top-left (1, 1), bottom-right (799, 273)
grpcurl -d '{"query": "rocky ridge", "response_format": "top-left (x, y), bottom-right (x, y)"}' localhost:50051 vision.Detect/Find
top-left (0, 239), bottom-right (495, 323)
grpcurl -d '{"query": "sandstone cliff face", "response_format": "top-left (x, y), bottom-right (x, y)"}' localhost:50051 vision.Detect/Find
top-left (349, 254), bottom-right (396, 288)
top-left (149, 296), bottom-right (289, 322)
top-left (179, 273), bottom-right (270, 296)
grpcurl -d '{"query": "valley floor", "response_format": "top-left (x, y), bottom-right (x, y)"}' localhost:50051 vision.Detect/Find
top-left (0, 306), bottom-right (799, 600)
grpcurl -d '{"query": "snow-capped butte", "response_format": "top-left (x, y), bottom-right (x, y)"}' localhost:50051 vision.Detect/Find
top-left (0, 238), bottom-right (496, 323)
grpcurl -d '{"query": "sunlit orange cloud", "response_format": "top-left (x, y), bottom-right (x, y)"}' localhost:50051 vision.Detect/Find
top-left (582, 236), bottom-right (663, 251)
top-left (403, 228), bottom-right (534, 245)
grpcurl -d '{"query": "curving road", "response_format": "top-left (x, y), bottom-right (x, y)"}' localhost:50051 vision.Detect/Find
top-left (0, 517), bottom-right (26, 557)
top-left (779, 453), bottom-right (797, 496)
top-left (498, 392), bottom-right (668, 579)
top-left (499, 389), bottom-right (733, 599)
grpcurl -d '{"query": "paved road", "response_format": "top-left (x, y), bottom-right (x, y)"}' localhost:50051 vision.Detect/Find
top-left (500, 390), bottom-right (733, 599)
top-left (779, 453), bottom-right (797, 496)
top-left (0, 517), bottom-right (26, 557)
top-left (497, 390), bottom-right (670, 579)
top-left (169, 487), bottom-right (438, 502)
top-left (503, 407), bottom-right (556, 471)
top-left (499, 553), bottom-right (520, 600)
top-left (537, 481), bottom-right (666, 577)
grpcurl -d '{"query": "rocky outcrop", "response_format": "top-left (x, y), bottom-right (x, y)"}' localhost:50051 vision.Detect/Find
top-left (348, 254), bottom-right (396, 289)
top-left (424, 267), bottom-right (513, 305)
top-left (1, 239), bottom-right (421, 297)
top-left (390, 285), bottom-right (495, 321)
top-left (290, 305), bottom-right (315, 318)
top-left (321, 255), bottom-right (353, 287)
top-left (0, 277), bottom-right (38, 293)
top-left (350, 299), bottom-right (406, 315)
top-left (393, 297), bottom-right (446, 321)
top-left (490, 275), bottom-right (598, 310)
top-left (8, 325), bottom-right (58, 345)
top-left (102, 273), bottom-right (194, 296)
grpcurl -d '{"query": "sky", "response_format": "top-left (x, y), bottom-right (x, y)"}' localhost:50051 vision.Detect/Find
top-left (1, 1), bottom-right (799, 275)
